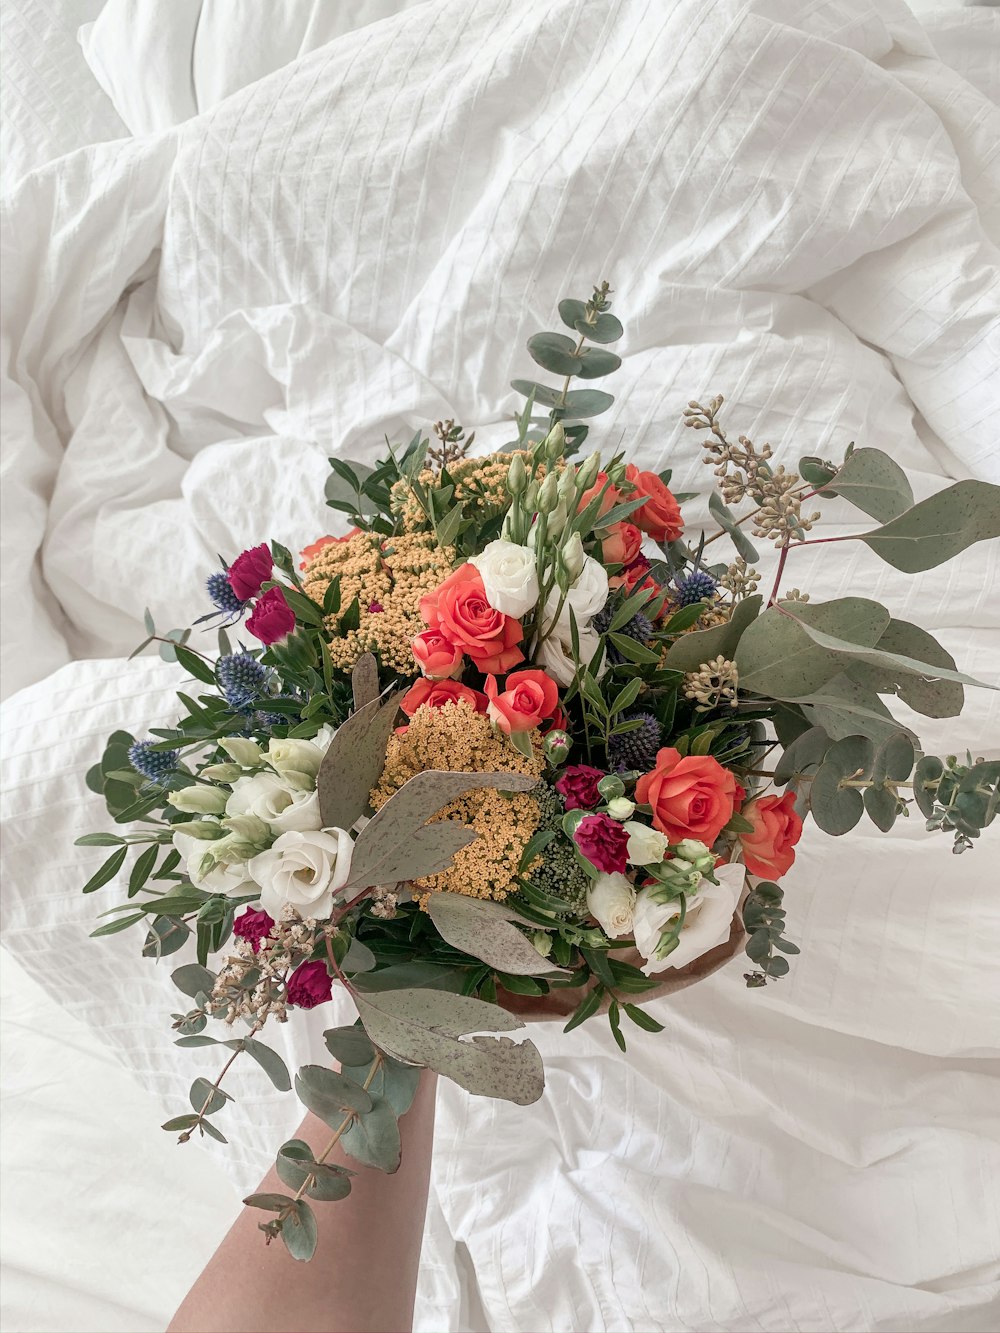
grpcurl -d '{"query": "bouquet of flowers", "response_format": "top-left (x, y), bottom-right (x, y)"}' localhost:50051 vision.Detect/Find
top-left (79, 286), bottom-right (1000, 1260)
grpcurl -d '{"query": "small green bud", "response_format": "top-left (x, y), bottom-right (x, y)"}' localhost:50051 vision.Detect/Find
top-left (543, 729), bottom-right (572, 765)
top-left (199, 762), bottom-right (243, 783)
top-left (531, 931), bottom-right (553, 958)
top-left (673, 839), bottom-right (713, 870)
top-left (577, 450), bottom-right (601, 492)
top-left (537, 472), bottom-right (560, 514)
top-left (561, 532), bottom-right (585, 582)
top-left (606, 460), bottom-right (627, 486)
top-left (171, 821), bottom-right (226, 841)
top-left (220, 737), bottom-right (263, 767)
top-left (547, 498), bottom-right (569, 539)
top-left (543, 422), bottom-right (566, 461)
top-left (557, 466), bottom-right (577, 505)
top-left (507, 454), bottom-right (528, 496)
top-left (523, 481), bottom-right (540, 513)
top-left (167, 785), bottom-right (229, 815)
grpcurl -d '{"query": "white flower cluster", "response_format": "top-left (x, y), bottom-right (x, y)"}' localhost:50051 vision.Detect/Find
top-left (168, 727), bottom-right (353, 920)
top-left (469, 537), bottom-right (610, 686)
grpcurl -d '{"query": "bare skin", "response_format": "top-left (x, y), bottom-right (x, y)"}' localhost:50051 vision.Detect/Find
top-left (167, 1071), bottom-right (437, 1333)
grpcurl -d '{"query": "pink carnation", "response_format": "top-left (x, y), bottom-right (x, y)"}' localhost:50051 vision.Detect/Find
top-left (573, 813), bottom-right (629, 875)
top-left (285, 959), bottom-right (333, 1010)
top-left (232, 907), bottom-right (274, 953)
top-left (246, 586), bottom-right (296, 645)
top-left (228, 543), bottom-right (273, 600)
top-left (555, 764), bottom-right (605, 811)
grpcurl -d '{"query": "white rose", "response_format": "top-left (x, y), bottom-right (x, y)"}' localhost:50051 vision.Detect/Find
top-left (468, 541), bottom-right (539, 618)
top-left (633, 862), bottom-right (745, 974)
top-left (266, 737), bottom-right (327, 788)
top-left (624, 821), bottom-right (669, 866)
top-left (167, 785), bottom-right (229, 815)
top-left (586, 872), bottom-right (636, 939)
top-left (533, 622), bottom-right (607, 687)
top-left (544, 555), bottom-right (609, 631)
top-left (248, 827), bottom-right (353, 920)
top-left (174, 834), bottom-right (254, 897)
top-left (227, 771), bottom-right (321, 834)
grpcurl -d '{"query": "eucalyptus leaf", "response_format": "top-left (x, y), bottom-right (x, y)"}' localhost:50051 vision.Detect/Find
top-left (808, 736), bottom-right (874, 836)
top-left (664, 595), bottom-right (762, 673)
top-left (823, 447), bottom-right (914, 523)
top-left (172, 963), bottom-right (216, 999)
top-left (342, 769), bottom-right (538, 894)
top-left (847, 620), bottom-right (966, 718)
top-left (858, 480), bottom-right (1000, 573)
top-left (316, 689), bottom-right (405, 830)
top-left (563, 388), bottom-right (615, 418)
top-left (707, 491), bottom-right (760, 562)
top-left (324, 1025), bottom-right (376, 1066)
top-left (427, 895), bottom-right (564, 975)
top-left (527, 331), bottom-right (583, 376)
top-left (574, 312), bottom-right (623, 343)
top-left (190, 1077), bottom-right (231, 1116)
top-left (340, 1093), bottom-right (402, 1172)
top-left (281, 1200), bottom-right (318, 1262)
top-left (354, 987), bottom-right (544, 1104)
top-left (242, 1038), bottom-right (292, 1092)
top-left (351, 653), bottom-right (380, 711)
top-left (340, 1053), bottom-right (422, 1116)
top-left (789, 672), bottom-right (909, 744)
top-left (142, 916), bottom-right (192, 959)
top-left (576, 347), bottom-right (622, 379)
top-left (294, 1066), bottom-right (373, 1126)
top-left (773, 726), bottom-right (831, 786)
top-left (736, 599), bottom-right (891, 698)
top-left (864, 785), bottom-right (901, 831)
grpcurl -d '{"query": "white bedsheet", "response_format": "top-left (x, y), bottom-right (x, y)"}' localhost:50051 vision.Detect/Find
top-left (2, 0), bottom-right (1000, 1329)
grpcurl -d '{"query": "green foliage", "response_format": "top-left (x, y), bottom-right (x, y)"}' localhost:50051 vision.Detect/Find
top-left (742, 881), bottom-right (799, 986)
top-left (858, 480), bottom-right (1000, 573)
top-left (822, 447), bottom-right (914, 523)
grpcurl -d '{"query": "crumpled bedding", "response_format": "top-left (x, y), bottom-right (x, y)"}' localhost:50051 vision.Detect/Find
top-left (2, 0), bottom-right (999, 1329)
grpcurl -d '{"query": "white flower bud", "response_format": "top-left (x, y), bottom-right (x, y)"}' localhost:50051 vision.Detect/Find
top-left (199, 762), bottom-right (244, 783)
top-left (561, 532), bottom-right (585, 583)
top-left (167, 785), bottom-right (229, 815)
top-left (531, 931), bottom-right (553, 958)
top-left (624, 821), bottom-right (670, 866)
top-left (577, 451), bottom-right (601, 492)
top-left (537, 472), bottom-right (560, 514)
top-left (171, 821), bottom-right (226, 841)
top-left (543, 422), bottom-right (566, 461)
top-left (220, 737), bottom-right (264, 767)
top-left (606, 797), bottom-right (636, 821)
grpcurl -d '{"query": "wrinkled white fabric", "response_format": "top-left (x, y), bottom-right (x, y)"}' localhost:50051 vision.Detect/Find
top-left (2, 0), bottom-right (1000, 1329)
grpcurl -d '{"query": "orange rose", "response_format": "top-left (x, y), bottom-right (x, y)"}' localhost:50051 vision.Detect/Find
top-left (738, 793), bottom-right (803, 879)
top-left (623, 465), bottom-right (684, 543)
top-left (577, 471), bottom-right (620, 519)
top-left (635, 747), bottom-right (737, 845)
top-left (411, 628), bottom-right (464, 679)
top-left (601, 521), bottom-right (643, 567)
top-left (298, 530), bottom-right (359, 570)
top-left (485, 669), bottom-right (559, 734)
top-left (400, 677), bottom-right (488, 718)
top-left (420, 564), bottom-right (524, 675)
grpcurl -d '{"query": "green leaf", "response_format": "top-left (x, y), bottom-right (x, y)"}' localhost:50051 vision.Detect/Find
top-left (316, 689), bottom-right (406, 830)
top-left (773, 726), bottom-right (831, 786)
top-left (607, 633), bottom-right (661, 665)
top-left (354, 987), bottom-right (544, 1104)
top-left (294, 1066), bottom-right (373, 1126)
top-left (127, 844), bottom-right (159, 897)
top-left (913, 755), bottom-right (944, 817)
top-left (847, 620), bottom-right (966, 718)
top-left (576, 347), bottom-right (622, 379)
top-left (822, 448), bottom-right (914, 523)
top-left (426, 895), bottom-right (563, 976)
top-left (790, 673), bottom-right (908, 744)
top-left (662, 603), bottom-right (707, 634)
top-left (527, 331), bottom-right (584, 376)
top-left (326, 459), bottom-right (379, 517)
top-left (708, 491), bottom-right (759, 563)
top-left (623, 1003), bottom-right (665, 1033)
top-left (557, 299), bottom-right (588, 330)
top-left (562, 984), bottom-right (603, 1033)
top-left (174, 1035), bottom-right (220, 1048)
top-left (434, 502), bottom-right (465, 550)
top-left (275, 1140), bottom-right (354, 1201)
top-left (281, 1200), bottom-right (319, 1262)
top-left (142, 916), bottom-right (192, 958)
top-left (82, 845), bottom-right (128, 894)
top-left (75, 832), bottom-right (126, 847)
top-left (242, 1038), bottom-right (292, 1092)
top-left (324, 1025), bottom-right (376, 1067)
top-left (190, 1077), bottom-right (232, 1116)
top-left (162, 1114), bottom-right (200, 1133)
top-left (808, 736), bottom-right (873, 835)
top-left (858, 480), bottom-right (1000, 573)
top-left (798, 456), bottom-right (839, 488)
top-left (341, 1053), bottom-right (421, 1117)
top-left (89, 911), bottom-right (146, 937)
top-left (341, 1093), bottom-right (402, 1172)
top-left (863, 784), bottom-right (901, 831)
top-left (342, 769), bottom-right (538, 894)
top-left (510, 379), bottom-right (563, 408)
top-left (563, 389), bottom-right (615, 418)
top-left (244, 1192), bottom-right (295, 1211)
top-left (174, 645), bottom-right (217, 685)
top-left (171, 963), bottom-right (216, 999)
top-left (518, 828), bottom-right (556, 871)
top-left (607, 1000), bottom-right (627, 1052)
top-left (736, 599), bottom-right (891, 698)
top-left (872, 731), bottom-right (915, 785)
top-left (663, 595), bottom-right (762, 673)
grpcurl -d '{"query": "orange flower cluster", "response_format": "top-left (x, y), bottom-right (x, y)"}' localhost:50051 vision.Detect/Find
top-left (370, 699), bottom-right (545, 903)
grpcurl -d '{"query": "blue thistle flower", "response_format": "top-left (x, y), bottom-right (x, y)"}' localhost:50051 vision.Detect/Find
top-left (217, 652), bottom-right (267, 708)
top-left (254, 709), bottom-right (290, 730)
top-left (206, 570), bottom-right (246, 616)
top-left (608, 711), bottom-right (661, 774)
top-left (593, 605), bottom-right (655, 665)
top-left (675, 570), bottom-right (718, 606)
top-left (128, 739), bottom-right (179, 783)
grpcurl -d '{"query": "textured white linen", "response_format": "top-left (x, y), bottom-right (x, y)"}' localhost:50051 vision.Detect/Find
top-left (2, 0), bottom-right (1000, 1329)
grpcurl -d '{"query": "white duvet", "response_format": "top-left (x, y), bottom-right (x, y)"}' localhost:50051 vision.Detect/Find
top-left (2, 1), bottom-right (1000, 1330)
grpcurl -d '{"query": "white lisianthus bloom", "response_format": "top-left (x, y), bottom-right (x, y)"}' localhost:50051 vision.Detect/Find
top-left (624, 821), bottom-right (669, 866)
top-left (220, 737), bottom-right (264, 768)
top-left (173, 833), bottom-right (255, 897)
top-left (543, 554), bottom-right (609, 635)
top-left (266, 737), bottom-right (327, 788)
top-left (227, 771), bottom-right (321, 834)
top-left (248, 828), bottom-right (353, 920)
top-left (167, 785), bottom-right (229, 815)
top-left (633, 863), bottom-right (745, 974)
top-left (534, 624), bottom-right (607, 687)
top-left (587, 872), bottom-right (636, 939)
top-left (468, 540), bottom-right (539, 618)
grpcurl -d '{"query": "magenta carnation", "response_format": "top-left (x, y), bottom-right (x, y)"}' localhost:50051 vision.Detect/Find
top-left (555, 764), bottom-right (605, 811)
top-left (228, 543), bottom-right (273, 601)
top-left (232, 907), bottom-right (274, 953)
top-left (285, 959), bottom-right (333, 1010)
top-left (573, 812), bottom-right (629, 874)
top-left (246, 586), bottom-right (296, 645)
